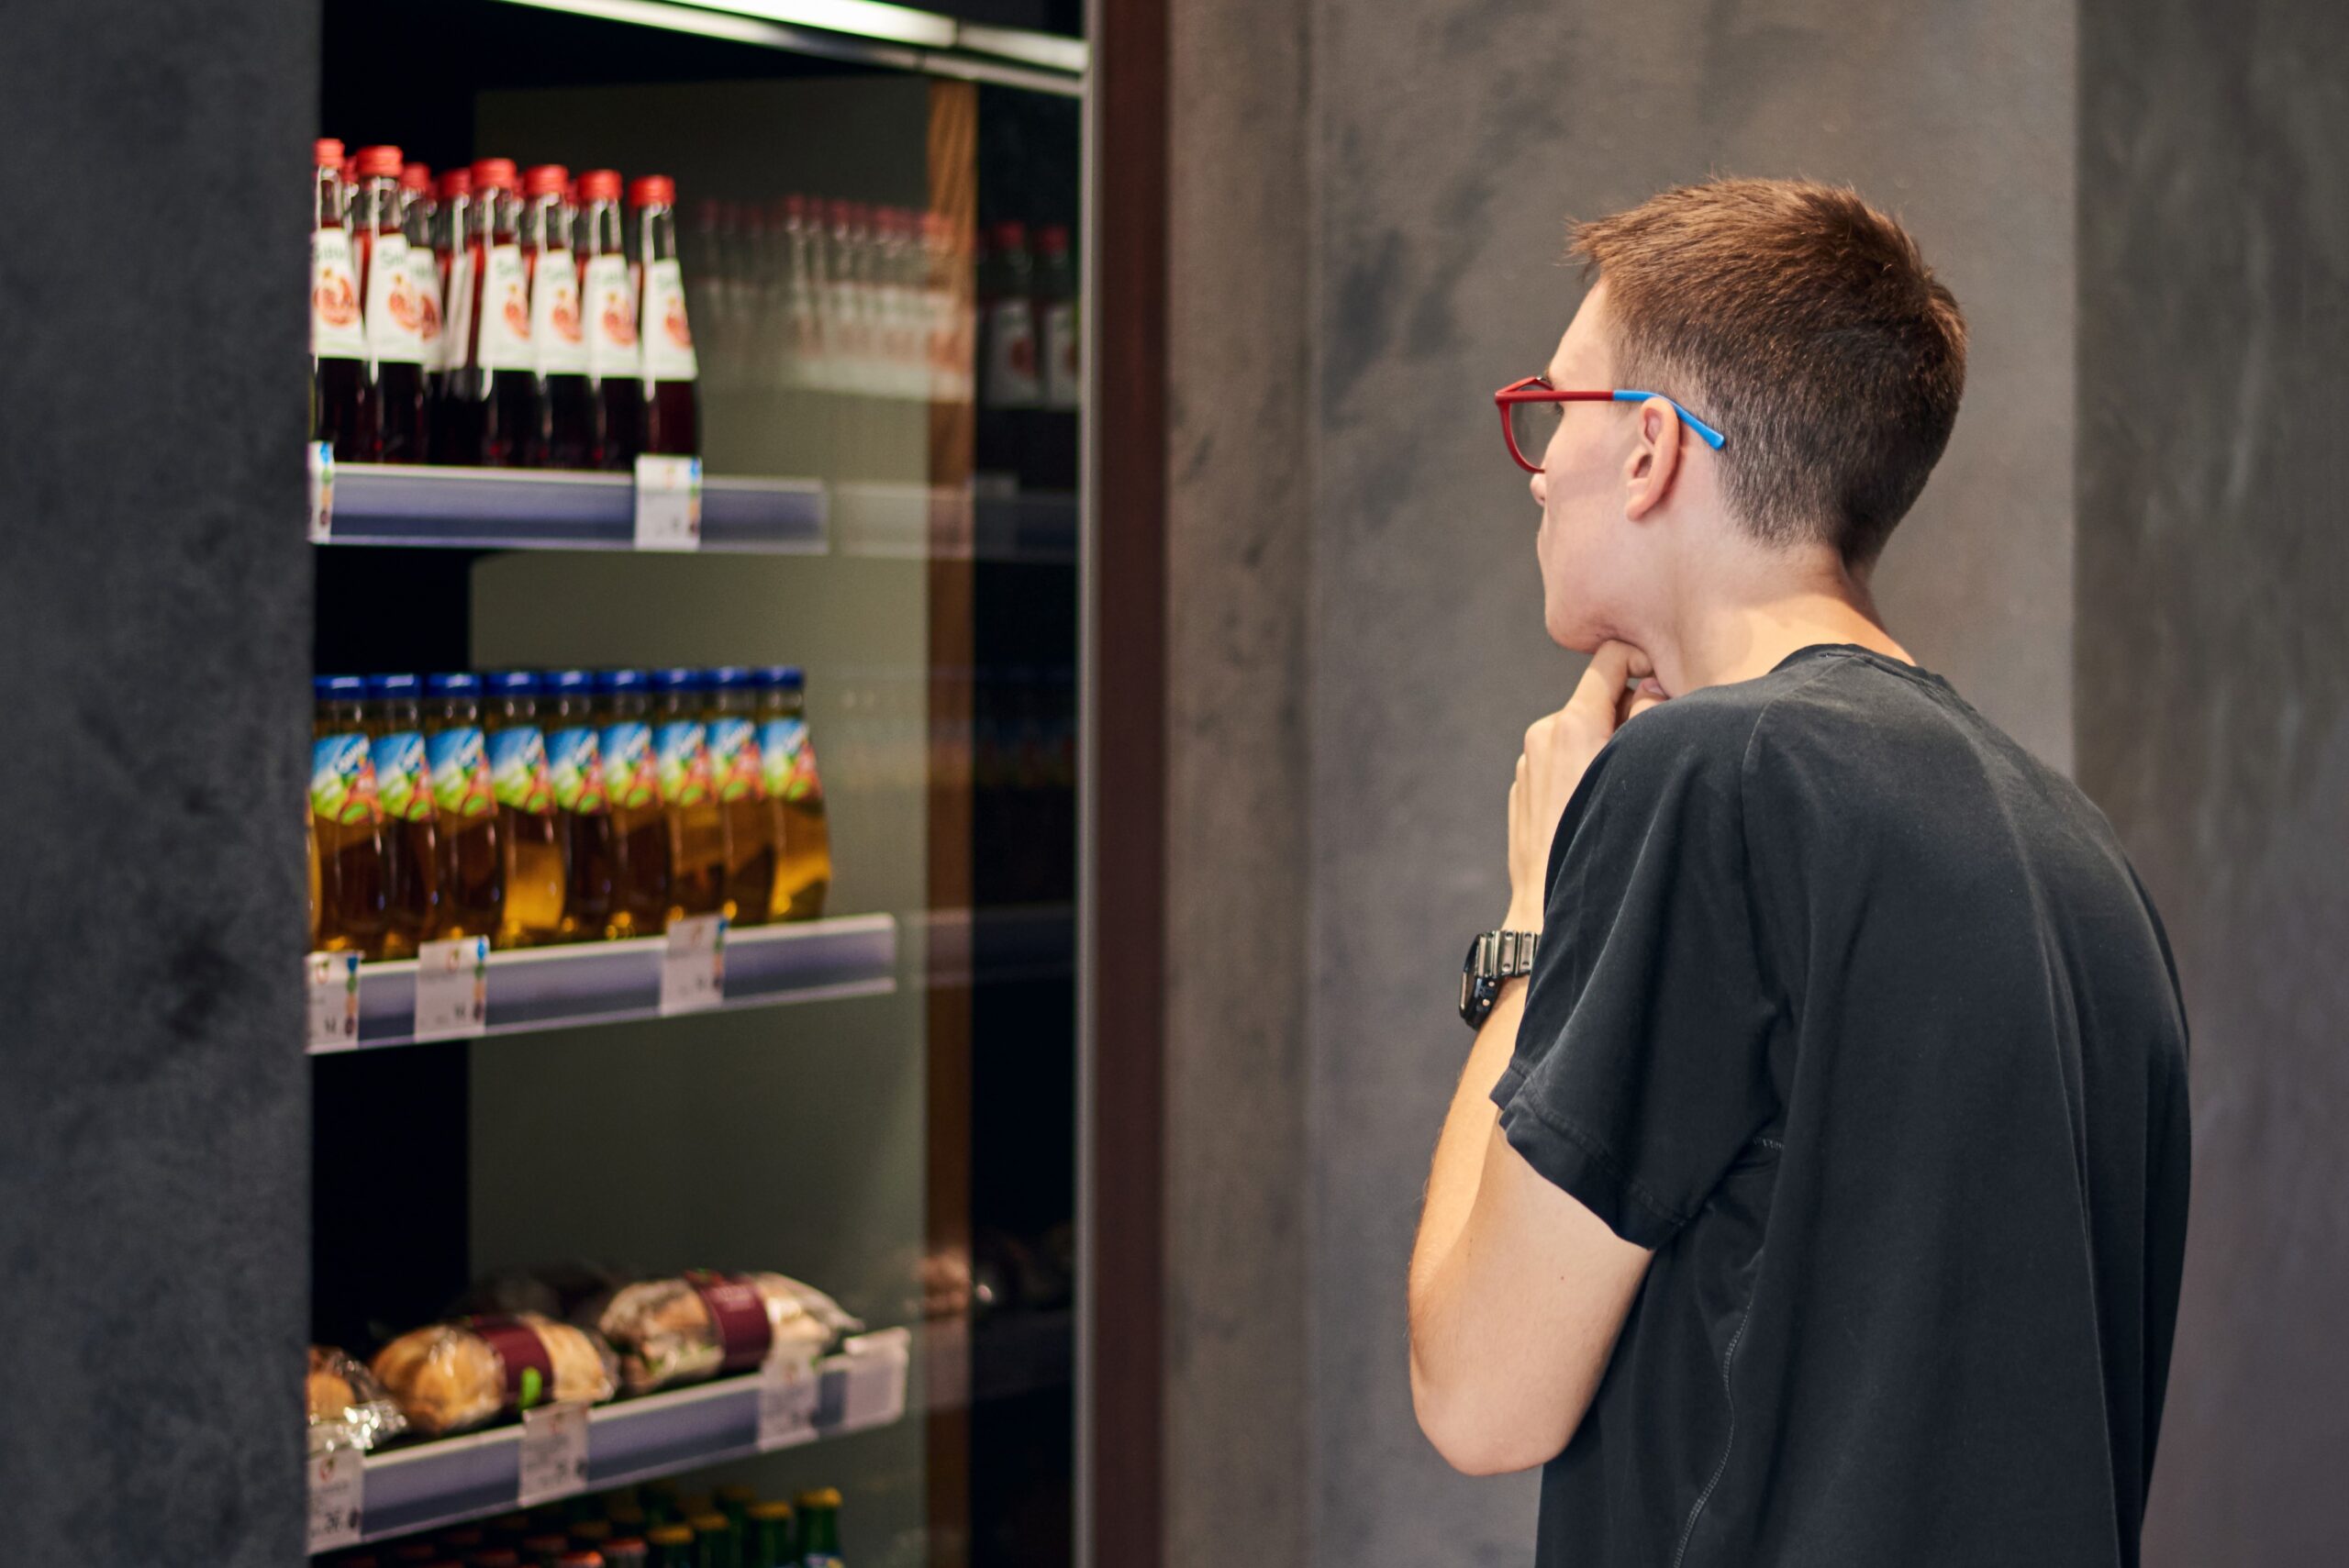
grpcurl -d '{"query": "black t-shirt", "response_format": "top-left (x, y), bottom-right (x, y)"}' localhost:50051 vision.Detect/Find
top-left (1492, 644), bottom-right (2191, 1568)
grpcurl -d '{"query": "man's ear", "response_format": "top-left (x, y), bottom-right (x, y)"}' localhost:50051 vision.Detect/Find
top-left (1621, 396), bottom-right (1683, 521)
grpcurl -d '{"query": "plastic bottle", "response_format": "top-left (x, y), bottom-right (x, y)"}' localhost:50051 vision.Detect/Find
top-left (630, 176), bottom-right (701, 458)
top-left (652, 668), bottom-right (723, 918)
top-left (311, 675), bottom-right (388, 956)
top-left (311, 139), bottom-right (373, 459)
top-left (485, 672), bottom-right (566, 948)
top-left (399, 163), bottom-right (444, 450)
top-left (754, 666), bottom-right (831, 921)
top-left (1036, 223), bottom-right (1078, 411)
top-left (703, 667), bottom-right (774, 927)
top-left (543, 669), bottom-right (615, 940)
top-left (449, 158), bottom-right (541, 466)
top-left (982, 219), bottom-right (1041, 411)
top-left (595, 669), bottom-right (671, 937)
top-left (352, 145), bottom-right (429, 462)
top-left (576, 170), bottom-right (641, 470)
top-left (524, 164), bottom-right (595, 468)
top-left (366, 673), bottom-right (442, 957)
top-left (431, 167), bottom-right (473, 451)
top-left (423, 673), bottom-right (504, 940)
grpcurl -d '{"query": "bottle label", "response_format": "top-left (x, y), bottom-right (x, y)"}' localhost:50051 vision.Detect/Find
top-left (1043, 297), bottom-right (1079, 409)
top-left (488, 726), bottom-right (556, 815)
top-left (406, 246), bottom-right (446, 373)
top-left (583, 253), bottom-right (640, 379)
top-left (600, 720), bottom-right (660, 808)
top-left (707, 716), bottom-right (765, 803)
top-left (759, 716), bottom-right (824, 805)
top-left (310, 229), bottom-right (367, 361)
top-left (444, 250), bottom-right (476, 372)
top-left (640, 258), bottom-right (699, 382)
top-left (371, 730), bottom-right (437, 823)
top-left (547, 725), bottom-right (608, 814)
top-left (654, 719), bottom-right (712, 806)
top-left (530, 249), bottom-right (588, 375)
top-left (363, 232), bottom-right (427, 365)
top-left (427, 727), bottom-right (495, 818)
top-left (985, 295), bottom-right (1040, 408)
top-left (475, 242), bottom-right (536, 371)
top-left (310, 734), bottom-right (384, 825)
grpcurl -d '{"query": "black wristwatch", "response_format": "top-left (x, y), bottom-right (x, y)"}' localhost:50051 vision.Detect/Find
top-left (1459, 929), bottom-right (1540, 1028)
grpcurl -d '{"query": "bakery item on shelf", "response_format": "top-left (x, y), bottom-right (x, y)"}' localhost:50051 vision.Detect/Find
top-left (306, 1343), bottom-right (410, 1454)
top-left (369, 1312), bottom-right (619, 1437)
top-left (579, 1270), bottom-right (863, 1396)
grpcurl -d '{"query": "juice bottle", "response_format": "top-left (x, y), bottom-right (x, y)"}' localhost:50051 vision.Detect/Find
top-left (577, 170), bottom-right (641, 470)
top-left (543, 669), bottom-right (615, 940)
top-left (310, 675), bottom-right (388, 957)
top-left (596, 670), bottom-right (671, 937)
top-left (400, 161), bottom-right (443, 452)
top-left (366, 673), bottom-right (442, 957)
top-left (793, 1489), bottom-right (843, 1568)
top-left (629, 176), bottom-right (701, 458)
top-left (754, 666), bottom-right (831, 921)
top-left (702, 667), bottom-right (773, 927)
top-left (352, 145), bottom-right (428, 463)
top-left (310, 139), bottom-right (373, 459)
top-left (448, 158), bottom-right (541, 466)
top-left (652, 668), bottom-right (723, 918)
top-left (485, 672), bottom-right (566, 947)
top-left (423, 673), bottom-right (504, 940)
top-left (431, 167), bottom-right (473, 455)
top-left (524, 164), bottom-right (595, 469)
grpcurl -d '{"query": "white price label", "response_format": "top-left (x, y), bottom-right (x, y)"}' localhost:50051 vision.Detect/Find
top-left (307, 442), bottom-right (335, 543)
top-left (412, 936), bottom-right (489, 1041)
top-left (306, 951), bottom-right (361, 1051)
top-left (633, 453), bottom-right (703, 550)
top-left (306, 1445), bottom-right (364, 1552)
top-left (659, 914), bottom-right (727, 1015)
top-left (756, 1346), bottom-right (823, 1451)
top-left (517, 1400), bottom-right (592, 1507)
top-left (839, 1326), bottom-right (913, 1431)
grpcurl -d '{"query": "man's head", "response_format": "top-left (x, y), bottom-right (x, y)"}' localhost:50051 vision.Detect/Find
top-left (1525, 178), bottom-right (1966, 652)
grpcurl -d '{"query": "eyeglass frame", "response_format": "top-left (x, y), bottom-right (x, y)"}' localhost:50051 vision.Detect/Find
top-left (1493, 375), bottom-right (1728, 473)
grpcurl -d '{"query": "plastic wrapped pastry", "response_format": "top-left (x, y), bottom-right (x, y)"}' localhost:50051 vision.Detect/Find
top-left (578, 1271), bottom-right (863, 1396)
top-left (307, 1344), bottom-right (410, 1454)
top-left (369, 1312), bottom-right (619, 1437)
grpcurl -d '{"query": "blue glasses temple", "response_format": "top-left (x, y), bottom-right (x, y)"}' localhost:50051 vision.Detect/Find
top-left (1613, 389), bottom-right (1728, 450)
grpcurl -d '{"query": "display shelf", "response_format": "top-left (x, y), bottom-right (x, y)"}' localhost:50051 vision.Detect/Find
top-left (920, 903), bottom-right (1076, 987)
top-left (309, 914), bottom-right (897, 1055)
top-left (351, 1329), bottom-right (912, 1544)
top-left (319, 463), bottom-right (828, 552)
top-left (834, 484), bottom-right (1079, 564)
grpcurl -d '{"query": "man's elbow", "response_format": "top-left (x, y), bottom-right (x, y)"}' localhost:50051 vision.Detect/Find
top-left (1409, 1348), bottom-right (1572, 1476)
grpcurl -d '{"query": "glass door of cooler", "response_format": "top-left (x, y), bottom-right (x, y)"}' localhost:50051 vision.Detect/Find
top-left (305, 6), bottom-right (1084, 1566)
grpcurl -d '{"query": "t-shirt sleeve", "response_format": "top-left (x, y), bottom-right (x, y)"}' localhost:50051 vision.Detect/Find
top-left (1490, 712), bottom-right (1781, 1250)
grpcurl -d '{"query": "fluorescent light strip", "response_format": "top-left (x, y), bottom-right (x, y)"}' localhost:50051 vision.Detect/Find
top-left (677, 0), bottom-right (955, 50)
top-left (498, 0), bottom-right (929, 69)
top-left (499, 0), bottom-right (1086, 79)
top-left (956, 21), bottom-right (1087, 72)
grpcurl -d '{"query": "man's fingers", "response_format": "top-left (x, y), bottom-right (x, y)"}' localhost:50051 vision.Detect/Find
top-left (1565, 639), bottom-right (1642, 726)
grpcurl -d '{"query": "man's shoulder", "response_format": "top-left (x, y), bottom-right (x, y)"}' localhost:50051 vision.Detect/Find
top-left (1596, 658), bottom-right (1830, 782)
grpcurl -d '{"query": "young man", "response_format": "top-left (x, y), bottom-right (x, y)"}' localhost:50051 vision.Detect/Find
top-left (1408, 179), bottom-right (2191, 1567)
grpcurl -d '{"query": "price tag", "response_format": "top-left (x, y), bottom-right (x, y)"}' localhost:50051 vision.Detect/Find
top-left (517, 1400), bottom-right (592, 1507)
top-left (412, 936), bottom-right (490, 1041)
top-left (838, 1327), bottom-right (913, 1431)
top-left (633, 453), bottom-right (703, 550)
top-left (306, 1445), bottom-right (364, 1552)
top-left (756, 1345), bottom-right (823, 1451)
top-left (306, 951), bottom-right (362, 1051)
top-left (307, 441), bottom-right (336, 543)
top-left (659, 914), bottom-right (727, 1015)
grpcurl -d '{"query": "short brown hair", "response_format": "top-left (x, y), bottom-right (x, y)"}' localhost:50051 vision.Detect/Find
top-left (1569, 178), bottom-right (1966, 566)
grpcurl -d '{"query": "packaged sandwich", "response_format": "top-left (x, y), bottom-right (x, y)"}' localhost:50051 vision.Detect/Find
top-left (370, 1312), bottom-right (619, 1437)
top-left (307, 1344), bottom-right (410, 1454)
top-left (579, 1271), bottom-right (863, 1396)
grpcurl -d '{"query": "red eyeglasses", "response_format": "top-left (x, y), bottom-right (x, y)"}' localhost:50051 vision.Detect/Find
top-left (1494, 376), bottom-right (1728, 473)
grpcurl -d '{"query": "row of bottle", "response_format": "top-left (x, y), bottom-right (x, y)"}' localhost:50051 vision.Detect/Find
top-left (310, 139), bottom-right (699, 469)
top-left (308, 667), bottom-right (829, 961)
top-left (319, 1477), bottom-right (847, 1568)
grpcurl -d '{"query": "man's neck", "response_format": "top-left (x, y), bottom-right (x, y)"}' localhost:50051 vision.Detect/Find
top-left (1642, 549), bottom-right (1910, 696)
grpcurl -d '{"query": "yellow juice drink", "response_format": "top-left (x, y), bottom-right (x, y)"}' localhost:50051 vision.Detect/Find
top-left (310, 675), bottom-right (387, 956)
top-left (704, 666), bottom-right (774, 926)
top-left (422, 673), bottom-right (503, 941)
top-left (485, 672), bottom-right (566, 948)
top-left (754, 666), bottom-right (830, 921)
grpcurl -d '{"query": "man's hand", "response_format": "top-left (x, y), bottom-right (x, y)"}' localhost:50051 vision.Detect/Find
top-left (1507, 640), bottom-right (1666, 929)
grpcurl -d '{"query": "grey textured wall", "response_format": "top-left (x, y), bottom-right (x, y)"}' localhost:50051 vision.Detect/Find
top-left (0, 3), bottom-right (315, 1563)
top-left (2078, 4), bottom-right (2349, 1562)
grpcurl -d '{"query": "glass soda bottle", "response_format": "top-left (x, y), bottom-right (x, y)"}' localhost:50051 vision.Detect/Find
top-left (702, 668), bottom-right (773, 927)
top-left (686, 1512), bottom-right (738, 1568)
top-left (652, 668), bottom-right (724, 918)
top-left (400, 161), bottom-right (443, 449)
top-left (311, 139), bottom-right (373, 459)
top-left (596, 670), bottom-right (671, 937)
top-left (794, 1489), bottom-right (843, 1568)
top-left (449, 158), bottom-right (542, 466)
top-left (431, 167), bottom-right (473, 452)
top-left (577, 170), bottom-right (641, 470)
top-left (312, 675), bottom-right (388, 956)
top-left (543, 669), bottom-right (615, 940)
top-left (754, 666), bottom-right (831, 921)
top-left (630, 176), bottom-right (701, 457)
top-left (485, 672), bottom-right (566, 947)
top-left (643, 1528), bottom-right (694, 1568)
top-left (742, 1503), bottom-right (794, 1568)
top-left (423, 672), bottom-right (504, 940)
top-left (366, 673), bottom-right (442, 958)
top-left (524, 164), bottom-right (596, 468)
top-left (352, 145), bottom-right (428, 462)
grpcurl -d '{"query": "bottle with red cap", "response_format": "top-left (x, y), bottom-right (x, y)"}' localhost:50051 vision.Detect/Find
top-left (352, 145), bottom-right (429, 462)
top-left (400, 165), bottom-right (445, 447)
top-left (311, 139), bottom-right (373, 458)
top-left (448, 157), bottom-right (541, 466)
top-left (982, 219), bottom-right (1041, 412)
top-left (576, 169), bottom-right (640, 469)
top-left (430, 167), bottom-right (473, 450)
top-left (523, 164), bottom-right (594, 467)
top-left (630, 175), bottom-right (700, 458)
